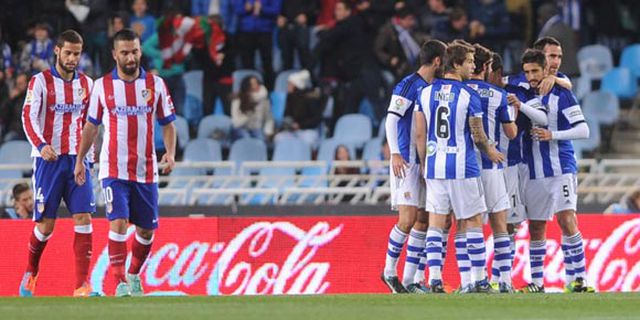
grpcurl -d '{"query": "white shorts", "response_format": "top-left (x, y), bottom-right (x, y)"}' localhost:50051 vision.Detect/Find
top-left (523, 173), bottom-right (578, 221)
top-left (425, 177), bottom-right (487, 220)
top-left (480, 169), bottom-right (511, 214)
top-left (517, 163), bottom-right (530, 209)
top-left (390, 163), bottom-right (426, 210)
top-left (504, 165), bottom-right (526, 224)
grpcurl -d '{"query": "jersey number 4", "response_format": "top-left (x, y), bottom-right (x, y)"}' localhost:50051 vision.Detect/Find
top-left (436, 105), bottom-right (450, 139)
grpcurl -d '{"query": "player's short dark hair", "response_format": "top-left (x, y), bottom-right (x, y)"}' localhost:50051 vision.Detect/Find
top-left (418, 39), bottom-right (447, 66)
top-left (472, 43), bottom-right (492, 75)
top-left (12, 183), bottom-right (30, 200)
top-left (521, 48), bottom-right (546, 69)
top-left (443, 42), bottom-right (474, 74)
top-left (491, 52), bottom-right (503, 74)
top-left (56, 29), bottom-right (83, 48)
top-left (112, 28), bottom-right (140, 47)
top-left (533, 36), bottom-right (561, 50)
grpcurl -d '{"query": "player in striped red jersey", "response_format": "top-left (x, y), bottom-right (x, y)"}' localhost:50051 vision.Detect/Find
top-left (19, 30), bottom-right (98, 297)
top-left (74, 29), bottom-right (177, 297)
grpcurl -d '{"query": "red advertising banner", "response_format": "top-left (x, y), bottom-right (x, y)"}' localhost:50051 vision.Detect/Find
top-left (0, 214), bottom-right (638, 296)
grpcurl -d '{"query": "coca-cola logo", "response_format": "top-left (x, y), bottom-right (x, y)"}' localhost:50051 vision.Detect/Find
top-left (90, 221), bottom-right (344, 295)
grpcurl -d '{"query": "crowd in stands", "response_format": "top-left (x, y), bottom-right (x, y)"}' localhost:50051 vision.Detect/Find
top-left (0, 0), bottom-right (639, 158)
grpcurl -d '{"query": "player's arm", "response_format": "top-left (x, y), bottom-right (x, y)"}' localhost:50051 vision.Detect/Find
top-left (539, 74), bottom-right (572, 96)
top-left (414, 110), bottom-right (427, 173)
top-left (160, 122), bottom-right (177, 174)
top-left (74, 121), bottom-right (99, 185)
top-left (386, 94), bottom-right (411, 178)
top-left (468, 91), bottom-right (504, 163)
top-left (532, 92), bottom-right (589, 141)
top-left (519, 97), bottom-right (548, 126)
top-left (500, 94), bottom-right (517, 140)
top-left (21, 76), bottom-right (57, 161)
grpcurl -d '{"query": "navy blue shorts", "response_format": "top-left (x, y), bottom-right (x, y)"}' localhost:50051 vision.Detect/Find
top-left (33, 155), bottom-right (96, 221)
top-left (101, 178), bottom-right (159, 230)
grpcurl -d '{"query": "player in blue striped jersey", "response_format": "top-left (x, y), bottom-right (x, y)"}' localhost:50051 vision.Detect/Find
top-left (463, 45), bottom-right (517, 293)
top-left (415, 42), bottom-right (504, 293)
top-left (382, 40), bottom-right (447, 294)
top-left (520, 49), bottom-right (594, 293)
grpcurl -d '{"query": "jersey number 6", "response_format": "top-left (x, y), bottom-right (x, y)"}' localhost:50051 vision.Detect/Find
top-left (436, 105), bottom-right (450, 139)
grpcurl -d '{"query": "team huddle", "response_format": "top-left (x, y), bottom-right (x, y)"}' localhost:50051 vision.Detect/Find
top-left (382, 36), bottom-right (593, 294)
top-left (19, 29), bottom-right (177, 297)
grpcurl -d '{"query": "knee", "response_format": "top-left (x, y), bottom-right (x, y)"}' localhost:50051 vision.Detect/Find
top-left (73, 213), bottom-right (92, 226)
top-left (528, 221), bottom-right (547, 240)
top-left (556, 211), bottom-right (578, 235)
top-left (136, 228), bottom-right (154, 240)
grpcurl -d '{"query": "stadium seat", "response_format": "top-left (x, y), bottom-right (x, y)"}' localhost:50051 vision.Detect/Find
top-left (316, 139), bottom-right (356, 162)
top-left (229, 138), bottom-right (268, 174)
top-left (272, 136), bottom-right (311, 161)
top-left (197, 114), bottom-right (232, 146)
top-left (183, 70), bottom-right (204, 101)
top-left (362, 138), bottom-right (383, 161)
top-left (232, 69), bottom-right (263, 92)
top-left (601, 67), bottom-right (637, 99)
top-left (175, 115), bottom-right (190, 150)
top-left (333, 114), bottom-right (372, 149)
top-left (620, 44), bottom-right (640, 79)
top-left (581, 91), bottom-right (620, 126)
top-left (274, 69), bottom-right (299, 93)
top-left (270, 91), bottom-right (287, 127)
top-left (575, 118), bottom-right (601, 154)
top-left (378, 116), bottom-right (387, 138)
top-left (177, 138), bottom-right (222, 175)
top-left (0, 140), bottom-right (31, 179)
top-left (183, 94), bottom-right (203, 127)
top-left (577, 45), bottom-right (613, 80)
top-left (213, 97), bottom-right (225, 115)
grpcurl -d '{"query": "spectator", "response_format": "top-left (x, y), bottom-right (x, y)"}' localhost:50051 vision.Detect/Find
top-left (334, 144), bottom-right (359, 175)
top-left (465, 0), bottom-right (511, 53)
top-left (274, 70), bottom-right (324, 147)
top-left (103, 12), bottom-right (129, 73)
top-left (130, 0), bottom-right (156, 43)
top-left (604, 190), bottom-right (640, 214)
top-left (1, 183), bottom-right (33, 219)
top-left (374, 7), bottom-right (425, 81)
top-left (356, 0), bottom-right (398, 48)
top-left (0, 27), bottom-right (14, 79)
top-left (277, 0), bottom-right (317, 70)
top-left (19, 23), bottom-right (55, 75)
top-left (416, 0), bottom-right (451, 34)
top-left (0, 73), bottom-right (28, 142)
top-left (537, 3), bottom-right (579, 77)
top-left (233, 0), bottom-right (283, 89)
top-left (431, 6), bottom-right (469, 43)
top-left (230, 75), bottom-right (275, 140)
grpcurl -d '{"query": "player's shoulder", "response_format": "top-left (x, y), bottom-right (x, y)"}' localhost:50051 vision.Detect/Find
top-left (556, 71), bottom-right (570, 80)
top-left (486, 82), bottom-right (507, 96)
top-left (393, 73), bottom-right (426, 97)
top-left (456, 80), bottom-right (480, 98)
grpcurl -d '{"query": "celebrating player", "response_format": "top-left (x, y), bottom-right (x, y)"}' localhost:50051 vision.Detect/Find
top-left (463, 45), bottom-right (517, 293)
top-left (19, 30), bottom-right (97, 297)
top-left (382, 39), bottom-right (446, 294)
top-left (74, 29), bottom-right (177, 297)
top-left (415, 42), bottom-right (504, 293)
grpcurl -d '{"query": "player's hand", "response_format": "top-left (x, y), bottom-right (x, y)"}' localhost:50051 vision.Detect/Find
top-left (531, 127), bottom-right (552, 141)
top-left (74, 161), bottom-right (86, 186)
top-left (159, 153), bottom-right (176, 175)
top-left (40, 145), bottom-right (58, 161)
top-left (391, 153), bottom-right (408, 179)
top-left (538, 75), bottom-right (555, 96)
top-left (487, 146), bottom-right (505, 164)
top-left (507, 94), bottom-right (521, 111)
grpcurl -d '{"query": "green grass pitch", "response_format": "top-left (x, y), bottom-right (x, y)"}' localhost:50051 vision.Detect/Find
top-left (0, 293), bottom-right (638, 320)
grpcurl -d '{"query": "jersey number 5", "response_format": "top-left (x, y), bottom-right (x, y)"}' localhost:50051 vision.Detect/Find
top-left (436, 105), bottom-right (450, 139)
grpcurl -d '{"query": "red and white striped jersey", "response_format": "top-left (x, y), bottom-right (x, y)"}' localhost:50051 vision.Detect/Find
top-left (22, 68), bottom-right (93, 157)
top-left (87, 69), bottom-right (176, 183)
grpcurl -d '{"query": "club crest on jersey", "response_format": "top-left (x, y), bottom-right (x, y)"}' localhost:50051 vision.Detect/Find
top-left (427, 141), bottom-right (437, 156)
top-left (25, 90), bottom-right (33, 103)
top-left (141, 88), bottom-right (154, 103)
top-left (77, 88), bottom-right (86, 100)
top-left (404, 192), bottom-right (412, 200)
top-left (37, 201), bottom-right (45, 213)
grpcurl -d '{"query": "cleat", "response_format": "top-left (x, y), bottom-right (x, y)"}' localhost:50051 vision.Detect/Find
top-left (381, 273), bottom-right (408, 293)
top-left (570, 277), bottom-right (596, 293)
top-left (415, 280), bottom-right (430, 292)
top-left (490, 282), bottom-right (500, 292)
top-left (73, 282), bottom-right (102, 297)
top-left (457, 283), bottom-right (477, 294)
top-left (19, 272), bottom-right (37, 297)
top-left (475, 279), bottom-right (498, 294)
top-left (405, 283), bottom-right (428, 294)
top-left (115, 282), bottom-right (131, 297)
top-left (499, 282), bottom-right (516, 293)
top-left (127, 274), bottom-right (144, 296)
top-left (519, 283), bottom-right (545, 293)
top-left (429, 280), bottom-right (446, 293)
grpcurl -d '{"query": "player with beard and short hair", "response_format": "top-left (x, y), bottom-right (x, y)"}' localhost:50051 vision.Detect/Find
top-left (74, 29), bottom-right (177, 297)
top-left (19, 29), bottom-right (97, 297)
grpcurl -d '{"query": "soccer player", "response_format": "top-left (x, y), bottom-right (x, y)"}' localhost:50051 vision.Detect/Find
top-left (382, 39), bottom-right (447, 294)
top-left (519, 49), bottom-right (593, 293)
top-left (74, 29), bottom-right (177, 297)
top-left (463, 45), bottom-right (517, 293)
top-left (414, 42), bottom-right (504, 293)
top-left (19, 30), bottom-right (97, 297)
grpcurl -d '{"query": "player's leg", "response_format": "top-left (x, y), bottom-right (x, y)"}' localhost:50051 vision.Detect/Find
top-left (483, 169), bottom-right (513, 292)
top-left (126, 181), bottom-right (160, 296)
top-left (442, 213), bottom-right (452, 270)
top-left (102, 178), bottom-right (132, 297)
top-left (453, 218), bottom-right (472, 292)
top-left (65, 155), bottom-right (98, 296)
top-left (20, 158), bottom-right (63, 297)
top-left (424, 179), bottom-right (451, 293)
top-left (384, 204), bottom-right (416, 291)
top-left (404, 208), bottom-right (428, 293)
top-left (412, 208), bottom-right (429, 287)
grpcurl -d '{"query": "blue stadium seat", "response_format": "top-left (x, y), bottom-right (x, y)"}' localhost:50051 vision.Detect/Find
top-left (577, 45), bottom-right (613, 80)
top-left (232, 69), bottom-right (263, 92)
top-left (270, 91), bottom-right (287, 128)
top-left (274, 69), bottom-right (299, 93)
top-left (197, 114), bottom-right (232, 147)
top-left (272, 136), bottom-right (311, 161)
top-left (601, 67), bottom-right (637, 99)
top-left (183, 94), bottom-right (203, 127)
top-left (378, 116), bottom-right (387, 138)
top-left (229, 138), bottom-right (267, 174)
top-left (183, 70), bottom-right (204, 101)
top-left (333, 114), bottom-right (372, 149)
top-left (362, 138), bottom-right (382, 161)
top-left (174, 138), bottom-right (222, 176)
top-left (174, 115), bottom-right (190, 150)
top-left (574, 118), bottom-right (601, 155)
top-left (0, 141), bottom-right (31, 179)
top-left (620, 44), bottom-right (640, 79)
top-left (581, 91), bottom-right (620, 126)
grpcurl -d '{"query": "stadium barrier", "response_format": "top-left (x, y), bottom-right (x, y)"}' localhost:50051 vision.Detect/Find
top-left (0, 214), bottom-right (638, 296)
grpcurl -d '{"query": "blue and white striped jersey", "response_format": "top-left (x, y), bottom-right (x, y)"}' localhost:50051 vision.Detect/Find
top-left (464, 79), bottom-right (514, 170)
top-left (504, 71), bottom-right (569, 90)
top-left (387, 73), bottom-right (429, 163)
top-left (522, 85), bottom-right (585, 179)
top-left (499, 84), bottom-right (535, 166)
top-left (417, 78), bottom-right (483, 180)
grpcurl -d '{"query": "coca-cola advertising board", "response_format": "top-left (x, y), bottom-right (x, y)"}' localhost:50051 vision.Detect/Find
top-left (0, 214), bottom-right (638, 296)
